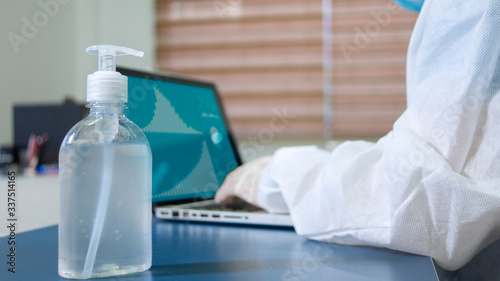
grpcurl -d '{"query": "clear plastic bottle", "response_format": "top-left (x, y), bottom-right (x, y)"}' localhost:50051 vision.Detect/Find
top-left (58, 45), bottom-right (152, 279)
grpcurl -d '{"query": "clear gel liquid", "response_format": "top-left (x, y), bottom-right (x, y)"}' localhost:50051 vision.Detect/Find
top-left (58, 143), bottom-right (152, 279)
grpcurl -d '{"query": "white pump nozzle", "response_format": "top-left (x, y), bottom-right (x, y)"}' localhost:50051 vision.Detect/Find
top-left (86, 45), bottom-right (144, 72)
top-left (86, 45), bottom-right (144, 102)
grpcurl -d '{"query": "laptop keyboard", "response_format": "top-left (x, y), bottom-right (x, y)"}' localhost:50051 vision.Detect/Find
top-left (177, 199), bottom-right (262, 212)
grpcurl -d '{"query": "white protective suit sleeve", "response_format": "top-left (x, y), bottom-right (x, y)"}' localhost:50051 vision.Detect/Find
top-left (257, 0), bottom-right (500, 271)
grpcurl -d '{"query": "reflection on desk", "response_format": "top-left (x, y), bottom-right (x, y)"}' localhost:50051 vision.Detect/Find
top-left (0, 220), bottom-right (438, 281)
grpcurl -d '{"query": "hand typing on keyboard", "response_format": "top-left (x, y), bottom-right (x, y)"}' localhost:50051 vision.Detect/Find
top-left (214, 156), bottom-right (272, 207)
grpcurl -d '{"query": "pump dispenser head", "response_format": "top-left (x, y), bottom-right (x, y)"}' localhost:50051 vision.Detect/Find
top-left (86, 45), bottom-right (144, 103)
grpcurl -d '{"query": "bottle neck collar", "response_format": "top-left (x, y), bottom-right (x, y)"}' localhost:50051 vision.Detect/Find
top-left (88, 101), bottom-right (126, 117)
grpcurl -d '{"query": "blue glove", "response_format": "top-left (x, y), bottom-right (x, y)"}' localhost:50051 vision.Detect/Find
top-left (393, 0), bottom-right (424, 12)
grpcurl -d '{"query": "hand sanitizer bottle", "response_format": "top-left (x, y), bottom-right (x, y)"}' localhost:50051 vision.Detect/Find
top-left (58, 45), bottom-right (152, 279)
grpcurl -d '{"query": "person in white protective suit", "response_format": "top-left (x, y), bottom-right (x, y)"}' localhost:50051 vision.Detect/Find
top-left (215, 0), bottom-right (500, 273)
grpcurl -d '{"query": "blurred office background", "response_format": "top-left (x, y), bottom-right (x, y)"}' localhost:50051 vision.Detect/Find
top-left (0, 0), bottom-right (156, 148)
top-left (1, 0), bottom-right (418, 157)
top-left (156, 0), bottom-right (417, 141)
top-left (0, 0), bottom-right (418, 233)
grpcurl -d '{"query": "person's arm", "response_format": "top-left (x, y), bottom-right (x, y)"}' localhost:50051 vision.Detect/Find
top-left (218, 0), bottom-right (500, 271)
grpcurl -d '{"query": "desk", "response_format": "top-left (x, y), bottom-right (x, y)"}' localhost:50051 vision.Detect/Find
top-left (0, 220), bottom-right (439, 281)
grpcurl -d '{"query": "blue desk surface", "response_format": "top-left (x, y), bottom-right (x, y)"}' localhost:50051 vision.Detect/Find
top-left (1, 220), bottom-right (438, 281)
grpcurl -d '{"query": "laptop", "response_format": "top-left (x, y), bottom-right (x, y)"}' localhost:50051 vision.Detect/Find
top-left (119, 67), bottom-right (293, 227)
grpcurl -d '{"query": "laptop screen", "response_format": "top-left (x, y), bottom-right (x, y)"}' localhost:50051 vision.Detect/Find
top-left (120, 68), bottom-right (241, 203)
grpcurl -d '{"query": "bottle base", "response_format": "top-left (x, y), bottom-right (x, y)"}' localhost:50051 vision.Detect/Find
top-left (59, 263), bottom-right (151, 279)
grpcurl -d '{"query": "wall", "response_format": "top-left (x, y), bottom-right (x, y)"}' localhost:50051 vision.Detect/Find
top-left (0, 0), bottom-right (156, 146)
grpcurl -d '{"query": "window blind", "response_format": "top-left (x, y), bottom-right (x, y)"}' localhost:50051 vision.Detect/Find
top-left (156, 0), bottom-right (418, 139)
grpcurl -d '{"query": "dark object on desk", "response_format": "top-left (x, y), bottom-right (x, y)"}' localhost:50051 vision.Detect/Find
top-left (13, 103), bottom-right (88, 165)
top-left (435, 238), bottom-right (500, 281)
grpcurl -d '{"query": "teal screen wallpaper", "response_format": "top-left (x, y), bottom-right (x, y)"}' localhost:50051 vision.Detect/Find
top-left (125, 75), bottom-right (239, 202)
